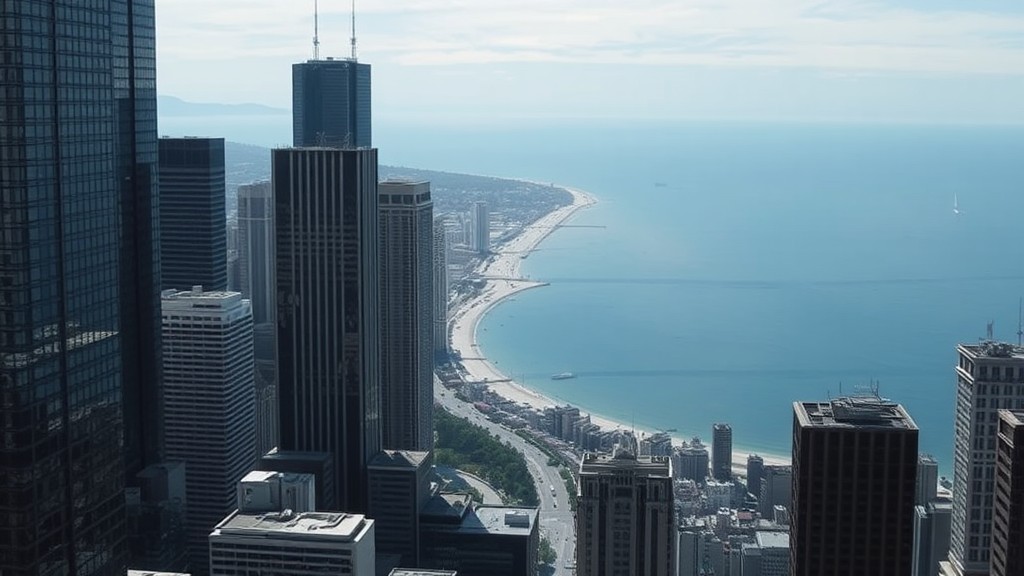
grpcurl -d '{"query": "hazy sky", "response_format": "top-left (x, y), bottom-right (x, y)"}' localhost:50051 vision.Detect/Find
top-left (156, 0), bottom-right (1024, 124)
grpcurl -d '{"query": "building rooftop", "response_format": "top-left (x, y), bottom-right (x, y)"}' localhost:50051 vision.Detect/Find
top-left (579, 453), bottom-right (672, 477)
top-left (959, 342), bottom-right (1024, 361)
top-left (389, 570), bottom-right (457, 576)
top-left (469, 505), bottom-right (538, 536)
top-left (999, 409), bottom-right (1024, 427)
top-left (795, 397), bottom-right (918, 430)
top-left (421, 493), bottom-right (473, 523)
top-left (369, 450), bottom-right (431, 469)
top-left (128, 572), bottom-right (191, 576)
top-left (213, 510), bottom-right (371, 542)
top-left (755, 531), bottom-right (790, 550)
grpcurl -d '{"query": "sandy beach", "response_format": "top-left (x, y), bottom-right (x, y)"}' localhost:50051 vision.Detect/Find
top-left (448, 185), bottom-right (790, 471)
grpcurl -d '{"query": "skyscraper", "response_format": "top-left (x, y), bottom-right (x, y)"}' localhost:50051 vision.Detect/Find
top-left (791, 397), bottom-right (918, 576)
top-left (292, 58), bottom-right (371, 148)
top-left (918, 453), bottom-right (939, 505)
top-left (379, 179), bottom-right (434, 451)
top-left (1, 2), bottom-right (160, 573)
top-left (158, 137), bottom-right (228, 291)
top-left (162, 287), bottom-right (255, 572)
top-left (471, 201), bottom-right (489, 253)
top-left (944, 342), bottom-right (1024, 576)
top-left (576, 448), bottom-right (675, 576)
top-left (237, 181), bottom-right (275, 325)
top-left (274, 147), bottom-right (381, 512)
top-left (746, 454), bottom-right (764, 498)
top-left (712, 422), bottom-right (733, 482)
top-left (433, 216), bottom-right (450, 357)
top-left (991, 409), bottom-right (1024, 576)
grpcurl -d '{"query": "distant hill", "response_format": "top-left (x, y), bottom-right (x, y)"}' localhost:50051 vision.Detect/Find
top-left (159, 95), bottom-right (288, 117)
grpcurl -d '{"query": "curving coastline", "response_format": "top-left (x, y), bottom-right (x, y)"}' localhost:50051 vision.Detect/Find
top-left (448, 184), bottom-right (791, 470)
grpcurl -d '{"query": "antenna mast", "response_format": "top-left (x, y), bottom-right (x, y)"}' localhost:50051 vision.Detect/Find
top-left (1017, 298), bottom-right (1023, 346)
top-left (350, 0), bottom-right (358, 60)
top-left (313, 0), bottom-right (320, 60)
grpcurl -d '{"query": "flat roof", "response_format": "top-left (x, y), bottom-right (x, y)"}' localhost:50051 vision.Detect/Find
top-left (389, 570), bottom-right (457, 576)
top-left (213, 510), bottom-right (370, 542)
top-left (470, 505), bottom-right (538, 536)
top-left (369, 450), bottom-right (431, 469)
top-left (421, 493), bottom-right (473, 522)
top-left (755, 531), bottom-right (790, 549)
top-left (959, 342), bottom-right (1024, 361)
top-left (128, 572), bottom-right (191, 576)
top-left (794, 397), bottom-right (917, 430)
top-left (580, 453), bottom-right (672, 477)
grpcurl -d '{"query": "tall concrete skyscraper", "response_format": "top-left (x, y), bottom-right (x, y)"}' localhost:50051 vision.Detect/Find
top-left (433, 216), bottom-right (450, 357)
top-left (471, 200), bottom-right (489, 253)
top-left (712, 422), bottom-right (733, 482)
top-left (274, 147), bottom-right (381, 512)
top-left (159, 137), bottom-right (227, 291)
top-left (991, 409), bottom-right (1024, 576)
top-left (293, 58), bottom-right (371, 148)
top-left (746, 453), bottom-right (764, 497)
top-left (791, 397), bottom-right (918, 576)
top-left (576, 448), bottom-right (675, 576)
top-left (942, 342), bottom-right (1024, 576)
top-left (162, 288), bottom-right (255, 573)
top-left (1, 2), bottom-right (162, 574)
top-left (237, 181), bottom-right (275, 324)
top-left (379, 179), bottom-right (435, 451)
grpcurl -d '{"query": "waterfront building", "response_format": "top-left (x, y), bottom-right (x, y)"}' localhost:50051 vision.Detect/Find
top-left (433, 216), bottom-right (450, 357)
top-left (712, 423), bottom-right (733, 482)
top-left (162, 288), bottom-right (256, 572)
top-left (576, 449), bottom-right (675, 576)
top-left (209, 510), bottom-right (375, 576)
top-left (758, 465), bottom-right (792, 518)
top-left (292, 58), bottom-right (371, 148)
top-left (159, 137), bottom-right (227, 292)
top-left (913, 500), bottom-right (953, 576)
top-left (368, 450), bottom-right (435, 566)
top-left (273, 147), bottom-right (380, 512)
top-left (943, 342), bottom-right (1024, 576)
top-left (791, 397), bottom-right (918, 576)
top-left (918, 453), bottom-right (940, 505)
top-left (379, 179), bottom-right (435, 451)
top-left (991, 409), bottom-right (1024, 576)
top-left (471, 201), bottom-right (489, 253)
top-left (419, 495), bottom-right (539, 576)
top-left (676, 439), bottom-right (710, 482)
top-left (0, 1), bottom-right (163, 573)
top-left (747, 454), bottom-right (764, 498)
top-left (640, 431), bottom-right (673, 457)
top-left (236, 181), bottom-right (274, 324)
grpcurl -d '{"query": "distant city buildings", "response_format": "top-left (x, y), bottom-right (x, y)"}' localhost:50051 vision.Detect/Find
top-left (236, 181), bottom-right (274, 324)
top-left (471, 201), bottom-right (490, 253)
top-left (918, 453), bottom-right (940, 505)
top-left (943, 342), bottom-right (1024, 576)
top-left (159, 137), bottom-right (228, 292)
top-left (292, 57), bottom-right (371, 148)
top-left (791, 397), bottom-right (918, 576)
top-left (746, 454), bottom-right (764, 497)
top-left (273, 147), bottom-right (380, 512)
top-left (433, 216), bottom-right (450, 357)
top-left (162, 287), bottom-right (255, 572)
top-left (676, 438), bottom-right (710, 482)
top-left (991, 409), bottom-right (1024, 576)
top-left (759, 465), bottom-right (792, 518)
top-left (379, 179), bottom-right (435, 451)
top-left (712, 423), bottom-right (733, 482)
top-left (576, 448), bottom-right (675, 576)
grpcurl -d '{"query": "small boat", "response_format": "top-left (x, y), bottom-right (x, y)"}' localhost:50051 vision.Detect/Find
top-left (551, 372), bottom-right (576, 380)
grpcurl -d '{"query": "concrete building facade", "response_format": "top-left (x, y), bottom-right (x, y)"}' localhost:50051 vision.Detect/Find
top-left (433, 216), bottom-right (450, 357)
top-left (471, 201), bottom-right (489, 253)
top-left (712, 423), bottom-right (733, 482)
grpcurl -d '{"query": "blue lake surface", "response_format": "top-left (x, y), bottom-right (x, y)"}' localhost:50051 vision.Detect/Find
top-left (169, 114), bottom-right (1024, 475)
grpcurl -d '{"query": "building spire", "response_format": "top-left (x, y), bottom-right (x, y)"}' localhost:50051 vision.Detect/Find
top-left (350, 0), bottom-right (357, 60)
top-left (313, 0), bottom-right (321, 60)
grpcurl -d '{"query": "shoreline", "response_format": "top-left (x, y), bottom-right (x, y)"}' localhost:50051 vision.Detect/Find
top-left (448, 184), bottom-right (792, 471)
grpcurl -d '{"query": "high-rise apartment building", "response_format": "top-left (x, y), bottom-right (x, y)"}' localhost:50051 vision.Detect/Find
top-left (379, 179), bottom-right (434, 451)
top-left (746, 454), bottom-right (764, 497)
top-left (471, 201), bottom-right (489, 253)
top-left (292, 58), bottom-right (371, 148)
top-left (991, 409), bottom-right (1024, 576)
top-left (274, 147), bottom-right (380, 512)
top-left (758, 465), bottom-right (792, 518)
top-left (576, 449), bottom-right (675, 576)
top-left (944, 342), bottom-right (1024, 576)
top-left (162, 288), bottom-right (256, 573)
top-left (237, 181), bottom-right (274, 324)
top-left (712, 423), bottom-right (733, 482)
top-left (158, 137), bottom-right (227, 291)
top-left (791, 397), bottom-right (918, 576)
top-left (1, 2), bottom-right (161, 573)
top-left (918, 453), bottom-right (940, 505)
top-left (433, 216), bottom-right (449, 357)
top-left (675, 438), bottom-right (710, 482)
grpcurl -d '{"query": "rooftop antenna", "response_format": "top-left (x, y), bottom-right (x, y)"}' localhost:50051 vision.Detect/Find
top-left (350, 0), bottom-right (357, 60)
top-left (987, 320), bottom-right (995, 341)
top-left (313, 0), bottom-right (321, 60)
top-left (1018, 298), bottom-right (1023, 346)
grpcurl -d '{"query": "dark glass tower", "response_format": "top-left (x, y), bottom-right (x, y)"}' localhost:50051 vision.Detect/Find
top-left (292, 58), bottom-right (371, 148)
top-left (158, 137), bottom-right (227, 291)
top-left (0, 1), bottom-right (161, 574)
top-left (273, 147), bottom-right (380, 512)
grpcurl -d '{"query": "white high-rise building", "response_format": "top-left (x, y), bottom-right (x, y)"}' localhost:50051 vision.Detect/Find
top-left (162, 287), bottom-right (256, 571)
top-left (471, 200), bottom-right (489, 253)
top-left (379, 179), bottom-right (434, 451)
top-left (941, 342), bottom-right (1024, 576)
top-left (433, 215), bottom-right (449, 356)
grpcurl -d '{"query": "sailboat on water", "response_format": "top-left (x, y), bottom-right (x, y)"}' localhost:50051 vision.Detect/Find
top-left (953, 193), bottom-right (961, 215)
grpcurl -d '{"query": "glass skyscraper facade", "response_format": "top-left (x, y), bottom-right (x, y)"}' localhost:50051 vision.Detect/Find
top-left (0, 2), bottom-right (161, 574)
top-left (292, 58), bottom-right (372, 148)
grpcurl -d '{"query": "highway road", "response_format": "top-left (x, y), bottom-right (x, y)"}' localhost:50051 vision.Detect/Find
top-left (436, 388), bottom-right (577, 575)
